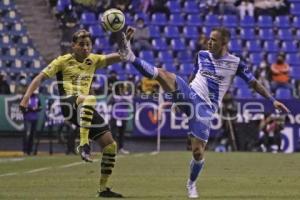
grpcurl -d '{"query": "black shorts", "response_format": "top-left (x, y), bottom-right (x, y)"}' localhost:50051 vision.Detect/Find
top-left (60, 96), bottom-right (110, 141)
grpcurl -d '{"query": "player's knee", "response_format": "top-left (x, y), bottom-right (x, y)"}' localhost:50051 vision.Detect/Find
top-left (192, 147), bottom-right (205, 161)
top-left (103, 141), bottom-right (117, 154)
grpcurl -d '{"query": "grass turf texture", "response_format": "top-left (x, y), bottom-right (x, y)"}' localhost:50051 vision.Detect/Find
top-left (0, 152), bottom-right (300, 200)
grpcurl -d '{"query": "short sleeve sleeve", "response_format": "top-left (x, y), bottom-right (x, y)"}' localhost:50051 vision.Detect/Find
top-left (95, 54), bottom-right (107, 69)
top-left (42, 58), bottom-right (62, 78)
top-left (236, 59), bottom-right (255, 84)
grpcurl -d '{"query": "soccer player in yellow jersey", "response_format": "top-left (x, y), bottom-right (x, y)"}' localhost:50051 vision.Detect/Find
top-left (20, 29), bottom-right (128, 198)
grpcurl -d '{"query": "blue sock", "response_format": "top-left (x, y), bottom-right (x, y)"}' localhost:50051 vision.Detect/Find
top-left (132, 58), bottom-right (158, 79)
top-left (189, 158), bottom-right (204, 182)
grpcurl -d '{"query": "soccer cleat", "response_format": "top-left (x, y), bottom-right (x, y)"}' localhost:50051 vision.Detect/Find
top-left (77, 144), bottom-right (93, 162)
top-left (118, 148), bottom-right (130, 155)
top-left (97, 188), bottom-right (123, 198)
top-left (186, 180), bottom-right (199, 199)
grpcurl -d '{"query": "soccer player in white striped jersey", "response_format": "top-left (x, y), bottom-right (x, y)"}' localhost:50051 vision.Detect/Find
top-left (120, 27), bottom-right (290, 198)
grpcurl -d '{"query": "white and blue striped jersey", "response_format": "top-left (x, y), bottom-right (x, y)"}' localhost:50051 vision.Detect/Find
top-left (190, 50), bottom-right (255, 110)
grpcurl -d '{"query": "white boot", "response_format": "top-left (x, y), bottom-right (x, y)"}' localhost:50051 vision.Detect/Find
top-left (186, 180), bottom-right (199, 198)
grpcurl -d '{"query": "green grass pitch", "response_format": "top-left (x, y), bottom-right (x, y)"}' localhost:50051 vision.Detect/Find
top-left (0, 152), bottom-right (300, 200)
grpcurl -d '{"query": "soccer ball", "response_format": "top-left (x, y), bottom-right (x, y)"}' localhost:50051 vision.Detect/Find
top-left (101, 8), bottom-right (125, 32)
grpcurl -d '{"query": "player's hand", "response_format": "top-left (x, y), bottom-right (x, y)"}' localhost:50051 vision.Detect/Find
top-left (19, 98), bottom-right (29, 113)
top-left (119, 32), bottom-right (136, 62)
top-left (273, 100), bottom-right (290, 114)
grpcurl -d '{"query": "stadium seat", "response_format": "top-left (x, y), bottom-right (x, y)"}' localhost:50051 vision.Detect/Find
top-left (152, 38), bottom-right (168, 50)
top-left (229, 40), bottom-right (242, 53)
top-left (240, 28), bottom-right (256, 40)
top-left (56, 0), bottom-right (71, 13)
top-left (240, 15), bottom-right (255, 28)
top-left (263, 41), bottom-right (279, 53)
top-left (151, 13), bottom-right (167, 26)
top-left (291, 3), bottom-right (300, 16)
top-left (179, 63), bottom-right (194, 75)
top-left (290, 67), bottom-right (300, 80)
top-left (202, 26), bottom-right (213, 37)
top-left (0, 0), bottom-right (14, 10)
top-left (267, 53), bottom-right (277, 63)
top-left (108, 63), bottom-right (123, 72)
top-left (186, 14), bottom-right (203, 26)
top-left (277, 29), bottom-right (293, 41)
top-left (275, 16), bottom-right (290, 29)
top-left (249, 53), bottom-right (263, 65)
top-left (148, 25), bottom-right (161, 38)
top-left (89, 25), bottom-right (104, 38)
top-left (134, 12), bottom-right (149, 24)
top-left (139, 50), bottom-right (155, 62)
top-left (94, 37), bottom-right (110, 51)
top-left (177, 50), bottom-right (193, 62)
top-left (169, 14), bottom-right (185, 26)
top-left (10, 22), bottom-right (27, 36)
top-left (0, 22), bottom-right (9, 34)
top-left (259, 29), bottom-right (274, 41)
top-left (257, 16), bottom-right (273, 28)
top-left (292, 16), bottom-right (300, 28)
top-left (81, 12), bottom-right (97, 25)
top-left (170, 39), bottom-right (185, 51)
top-left (204, 15), bottom-right (221, 27)
top-left (275, 88), bottom-right (292, 99)
top-left (163, 63), bottom-right (177, 73)
top-left (281, 41), bottom-right (298, 53)
top-left (183, 26), bottom-right (198, 39)
top-left (223, 15), bottom-right (238, 28)
top-left (3, 10), bottom-right (20, 23)
top-left (183, 1), bottom-right (200, 13)
top-left (246, 41), bottom-right (262, 52)
top-left (167, 1), bottom-right (181, 13)
top-left (164, 26), bottom-right (180, 38)
top-left (286, 53), bottom-right (300, 65)
top-left (158, 51), bottom-right (173, 63)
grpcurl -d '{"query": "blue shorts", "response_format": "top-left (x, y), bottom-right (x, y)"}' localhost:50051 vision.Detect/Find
top-left (171, 76), bottom-right (213, 142)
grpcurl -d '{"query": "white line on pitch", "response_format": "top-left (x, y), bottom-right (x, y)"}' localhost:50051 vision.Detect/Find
top-left (0, 172), bottom-right (19, 177)
top-left (24, 167), bottom-right (52, 174)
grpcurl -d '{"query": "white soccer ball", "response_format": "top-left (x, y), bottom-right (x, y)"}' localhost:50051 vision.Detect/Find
top-left (101, 8), bottom-right (125, 32)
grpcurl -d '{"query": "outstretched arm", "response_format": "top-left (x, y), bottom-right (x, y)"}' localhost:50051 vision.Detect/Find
top-left (20, 72), bottom-right (47, 110)
top-left (249, 79), bottom-right (290, 113)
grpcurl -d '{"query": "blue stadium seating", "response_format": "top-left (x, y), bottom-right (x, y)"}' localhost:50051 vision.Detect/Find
top-left (134, 12), bottom-right (149, 24)
top-left (183, 1), bottom-right (199, 13)
top-left (292, 16), bottom-right (300, 28)
top-left (277, 28), bottom-right (293, 41)
top-left (286, 53), bottom-right (300, 65)
top-left (148, 25), bottom-right (161, 38)
top-left (281, 41), bottom-right (298, 53)
top-left (139, 50), bottom-right (155, 62)
top-left (204, 15), bottom-right (221, 27)
top-left (259, 29), bottom-right (274, 41)
top-left (152, 38), bottom-right (168, 50)
top-left (257, 16), bottom-right (273, 28)
top-left (80, 12), bottom-right (97, 25)
top-left (236, 88), bottom-right (253, 98)
top-left (151, 13), bottom-right (167, 26)
top-left (290, 67), bottom-right (300, 80)
top-left (158, 51), bottom-right (173, 63)
top-left (267, 53), bottom-right (277, 63)
top-left (163, 63), bottom-right (177, 73)
top-left (263, 41), bottom-right (279, 53)
top-left (164, 26), bottom-right (180, 38)
top-left (108, 63), bottom-right (123, 72)
top-left (275, 16), bottom-right (290, 28)
top-left (229, 40), bottom-right (243, 53)
top-left (89, 25), bottom-right (104, 38)
top-left (169, 14), bottom-right (185, 26)
top-left (246, 41), bottom-right (262, 52)
top-left (249, 53), bottom-right (263, 65)
top-left (223, 15), bottom-right (238, 28)
top-left (177, 50), bottom-right (193, 62)
top-left (170, 39), bottom-right (185, 51)
top-left (183, 26), bottom-right (198, 39)
top-left (167, 1), bottom-right (181, 13)
top-left (0, 0), bottom-right (15, 10)
top-left (240, 15), bottom-right (255, 28)
top-left (186, 14), bottom-right (203, 26)
top-left (291, 3), bottom-right (300, 16)
top-left (56, 0), bottom-right (71, 13)
top-left (240, 28), bottom-right (256, 40)
top-left (275, 88), bottom-right (292, 99)
top-left (94, 37), bottom-right (110, 51)
top-left (179, 63), bottom-right (194, 75)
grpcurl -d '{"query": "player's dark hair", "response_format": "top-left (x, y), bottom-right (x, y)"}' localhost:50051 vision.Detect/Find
top-left (212, 27), bottom-right (231, 44)
top-left (72, 29), bottom-right (92, 43)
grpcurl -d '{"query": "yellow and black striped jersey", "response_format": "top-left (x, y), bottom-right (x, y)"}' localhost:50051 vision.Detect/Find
top-left (42, 53), bottom-right (107, 96)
